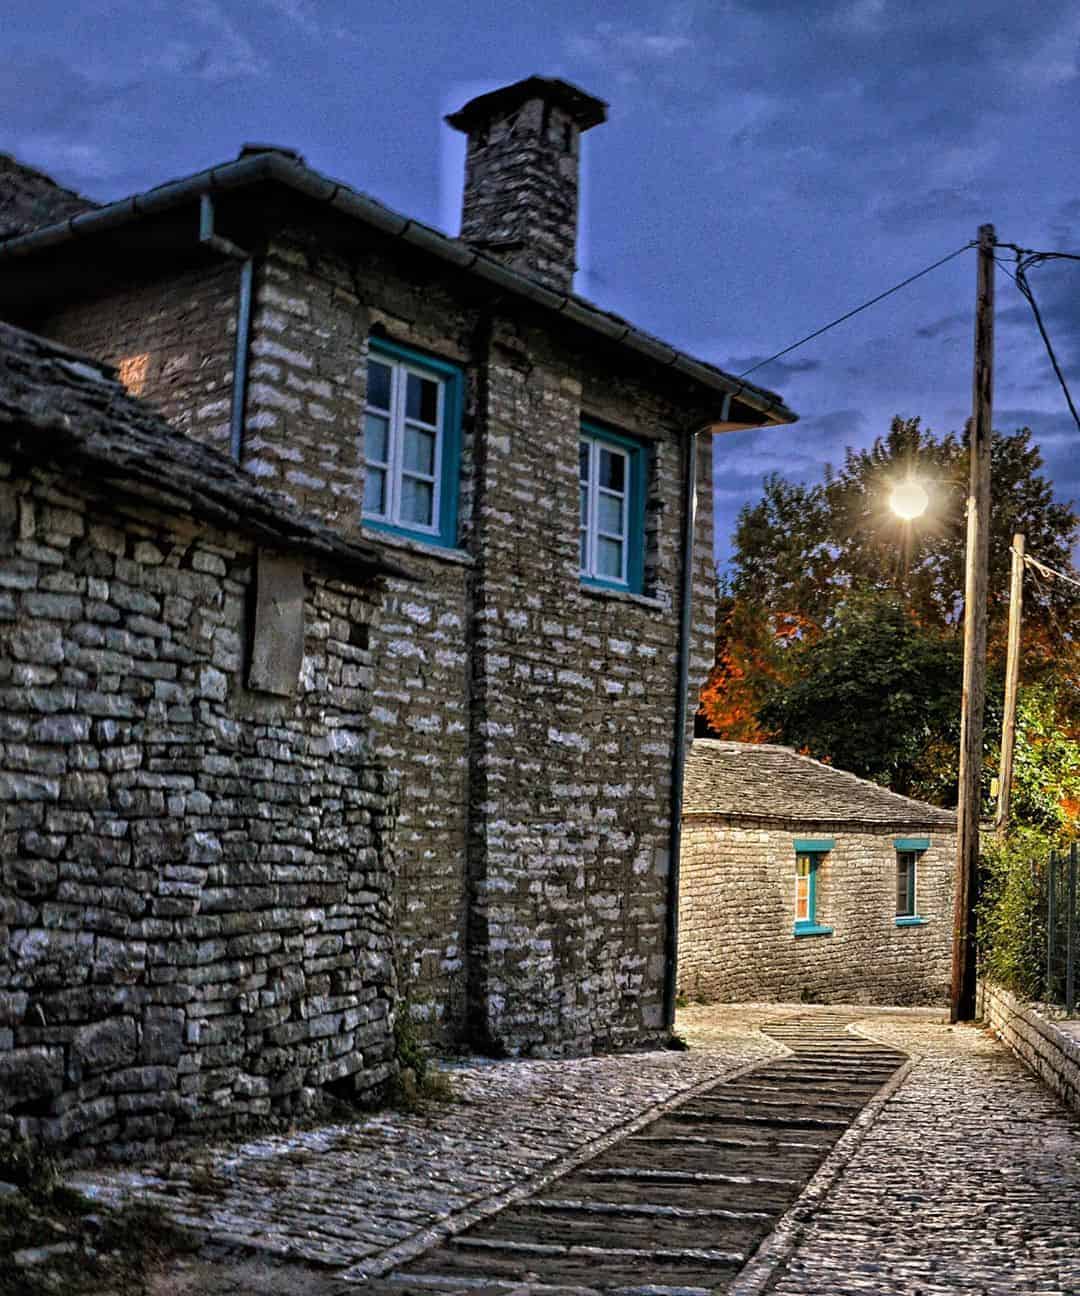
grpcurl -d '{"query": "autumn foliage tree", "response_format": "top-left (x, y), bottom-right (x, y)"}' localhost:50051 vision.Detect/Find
top-left (699, 416), bottom-right (1079, 813)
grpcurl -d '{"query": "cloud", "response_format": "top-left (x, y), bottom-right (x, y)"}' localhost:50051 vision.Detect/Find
top-left (915, 312), bottom-right (968, 340)
top-left (155, 0), bottom-right (267, 81)
top-left (730, 354), bottom-right (822, 380)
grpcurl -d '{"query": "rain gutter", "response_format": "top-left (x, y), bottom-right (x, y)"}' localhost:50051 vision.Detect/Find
top-left (662, 392), bottom-right (734, 1030)
top-left (198, 192), bottom-right (252, 463)
top-left (0, 153), bottom-right (797, 427)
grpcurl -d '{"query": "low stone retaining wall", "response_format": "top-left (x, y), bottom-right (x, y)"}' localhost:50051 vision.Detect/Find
top-left (977, 980), bottom-right (1080, 1115)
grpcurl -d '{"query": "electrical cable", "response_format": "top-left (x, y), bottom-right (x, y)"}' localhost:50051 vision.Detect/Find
top-left (1010, 250), bottom-right (1080, 434)
top-left (737, 242), bottom-right (976, 378)
top-left (1024, 552), bottom-right (1080, 594)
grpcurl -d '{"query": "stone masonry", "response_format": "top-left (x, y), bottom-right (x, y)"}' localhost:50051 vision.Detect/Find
top-left (679, 819), bottom-right (955, 1004)
top-left (1, 76), bottom-right (795, 1057)
top-left (679, 741), bottom-right (958, 1005)
top-left (0, 323), bottom-right (401, 1159)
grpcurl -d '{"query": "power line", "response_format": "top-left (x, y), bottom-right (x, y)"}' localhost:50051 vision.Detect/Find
top-left (1024, 552), bottom-right (1080, 594)
top-left (996, 242), bottom-right (1080, 264)
top-left (737, 242), bottom-right (976, 379)
top-left (1009, 248), bottom-right (1080, 434)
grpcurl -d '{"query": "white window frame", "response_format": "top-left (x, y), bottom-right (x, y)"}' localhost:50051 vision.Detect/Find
top-left (579, 434), bottom-right (630, 586)
top-left (363, 355), bottom-right (445, 539)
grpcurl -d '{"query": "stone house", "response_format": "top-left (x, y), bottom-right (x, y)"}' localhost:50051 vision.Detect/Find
top-left (0, 76), bottom-right (796, 1056)
top-left (0, 320), bottom-right (405, 1159)
top-left (679, 740), bottom-right (958, 1005)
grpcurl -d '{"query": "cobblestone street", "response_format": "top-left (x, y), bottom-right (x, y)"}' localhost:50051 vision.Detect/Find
top-left (65, 1004), bottom-right (1080, 1294)
top-left (737, 1011), bottom-right (1080, 1296)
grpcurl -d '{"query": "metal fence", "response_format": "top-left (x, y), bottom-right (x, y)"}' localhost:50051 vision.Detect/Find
top-left (1046, 843), bottom-right (1079, 1014)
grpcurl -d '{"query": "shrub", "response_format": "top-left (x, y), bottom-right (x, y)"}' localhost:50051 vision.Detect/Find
top-left (977, 827), bottom-right (1053, 998)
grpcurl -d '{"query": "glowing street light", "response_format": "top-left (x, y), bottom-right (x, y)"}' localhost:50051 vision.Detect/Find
top-left (889, 479), bottom-right (929, 521)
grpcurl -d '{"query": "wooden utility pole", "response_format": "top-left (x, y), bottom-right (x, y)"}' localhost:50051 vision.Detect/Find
top-left (995, 532), bottom-right (1025, 841)
top-left (951, 223), bottom-right (994, 1024)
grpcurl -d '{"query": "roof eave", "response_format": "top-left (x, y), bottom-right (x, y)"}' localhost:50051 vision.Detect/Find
top-left (0, 153), bottom-right (797, 427)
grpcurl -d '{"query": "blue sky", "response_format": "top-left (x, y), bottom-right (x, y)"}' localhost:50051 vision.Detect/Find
top-left (5, 0), bottom-right (1079, 570)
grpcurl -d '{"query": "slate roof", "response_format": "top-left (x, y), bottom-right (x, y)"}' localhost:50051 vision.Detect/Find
top-left (0, 154), bottom-right (97, 240)
top-left (0, 147), bottom-right (795, 427)
top-left (0, 321), bottom-right (410, 582)
top-left (684, 739), bottom-right (957, 829)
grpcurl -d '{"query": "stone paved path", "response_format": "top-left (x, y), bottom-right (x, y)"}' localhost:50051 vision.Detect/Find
top-left (70, 1005), bottom-right (786, 1272)
top-left (68, 1005), bottom-right (1080, 1294)
top-left (735, 1012), bottom-right (1080, 1296)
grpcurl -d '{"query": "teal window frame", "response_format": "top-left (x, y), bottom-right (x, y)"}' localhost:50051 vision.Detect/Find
top-left (894, 838), bottom-right (930, 925)
top-left (794, 845), bottom-right (833, 938)
top-left (578, 420), bottom-right (647, 593)
top-left (362, 337), bottom-right (463, 549)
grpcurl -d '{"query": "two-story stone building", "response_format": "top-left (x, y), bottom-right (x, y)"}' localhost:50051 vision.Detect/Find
top-left (0, 77), bottom-right (796, 1056)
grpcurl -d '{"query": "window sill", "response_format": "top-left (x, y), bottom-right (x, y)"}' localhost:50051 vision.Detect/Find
top-left (794, 923), bottom-right (834, 938)
top-left (361, 525), bottom-right (474, 567)
top-left (895, 916), bottom-right (929, 927)
top-left (579, 581), bottom-right (669, 613)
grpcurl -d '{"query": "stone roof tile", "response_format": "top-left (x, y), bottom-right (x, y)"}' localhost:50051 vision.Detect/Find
top-left (684, 739), bottom-right (957, 829)
top-left (0, 320), bottom-right (411, 582)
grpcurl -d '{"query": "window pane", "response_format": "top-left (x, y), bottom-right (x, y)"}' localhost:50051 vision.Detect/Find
top-left (580, 485), bottom-right (589, 527)
top-left (796, 855), bottom-right (811, 877)
top-left (367, 360), bottom-right (392, 411)
top-left (400, 477), bottom-right (434, 527)
top-left (580, 529), bottom-right (588, 572)
top-left (403, 425), bottom-right (436, 476)
top-left (365, 412), bottom-right (389, 465)
top-left (579, 440), bottom-right (590, 481)
top-left (597, 535), bottom-right (623, 579)
top-left (796, 875), bottom-right (809, 921)
top-left (897, 853), bottom-right (915, 916)
top-left (406, 372), bottom-right (439, 424)
top-left (598, 491), bottom-right (624, 536)
top-left (598, 447), bottom-right (625, 492)
top-left (363, 466), bottom-right (386, 515)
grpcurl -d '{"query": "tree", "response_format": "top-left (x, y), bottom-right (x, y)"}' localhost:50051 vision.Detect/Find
top-left (756, 591), bottom-right (982, 798)
top-left (730, 417), bottom-right (1079, 640)
top-left (702, 417), bottom-right (1080, 803)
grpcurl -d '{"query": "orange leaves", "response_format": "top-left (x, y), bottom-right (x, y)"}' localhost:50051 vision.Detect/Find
top-left (697, 600), bottom-right (815, 742)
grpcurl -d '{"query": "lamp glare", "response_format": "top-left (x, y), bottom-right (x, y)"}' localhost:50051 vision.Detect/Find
top-left (890, 481), bottom-right (929, 521)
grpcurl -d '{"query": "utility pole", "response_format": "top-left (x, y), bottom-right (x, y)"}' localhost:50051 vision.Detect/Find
top-left (995, 532), bottom-right (1025, 841)
top-left (951, 223), bottom-right (994, 1025)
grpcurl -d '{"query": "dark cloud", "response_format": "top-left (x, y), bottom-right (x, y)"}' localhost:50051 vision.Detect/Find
top-left (915, 312), bottom-right (968, 340)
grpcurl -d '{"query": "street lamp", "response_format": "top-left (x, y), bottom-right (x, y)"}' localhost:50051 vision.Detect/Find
top-left (888, 480), bottom-right (929, 522)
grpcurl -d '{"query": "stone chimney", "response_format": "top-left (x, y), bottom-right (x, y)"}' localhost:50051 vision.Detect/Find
top-left (446, 76), bottom-right (607, 295)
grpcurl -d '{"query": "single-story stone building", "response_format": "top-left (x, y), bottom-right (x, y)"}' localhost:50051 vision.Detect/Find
top-left (678, 740), bottom-right (958, 1005)
top-left (0, 321), bottom-right (407, 1160)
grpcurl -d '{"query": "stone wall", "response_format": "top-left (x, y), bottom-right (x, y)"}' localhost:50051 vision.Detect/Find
top-left (32, 223), bottom-right (724, 1056)
top-left (30, 260), bottom-right (241, 458)
top-left (0, 453), bottom-right (397, 1161)
top-left (678, 817), bottom-right (955, 1005)
top-left (978, 980), bottom-right (1080, 1115)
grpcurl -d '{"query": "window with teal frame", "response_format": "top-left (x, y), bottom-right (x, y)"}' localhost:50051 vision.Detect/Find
top-left (894, 837), bottom-right (930, 926)
top-left (793, 839), bottom-right (834, 937)
top-left (578, 421), bottom-right (647, 592)
top-left (362, 337), bottom-right (463, 549)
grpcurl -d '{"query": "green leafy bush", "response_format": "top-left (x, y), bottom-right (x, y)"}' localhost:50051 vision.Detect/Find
top-left (977, 828), bottom-right (1052, 998)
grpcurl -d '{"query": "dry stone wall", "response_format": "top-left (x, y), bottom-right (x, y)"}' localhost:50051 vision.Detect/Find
top-left (30, 221), bottom-right (724, 1056)
top-left (0, 454), bottom-right (397, 1161)
top-left (678, 817), bottom-right (955, 1005)
top-left (30, 260), bottom-right (241, 457)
